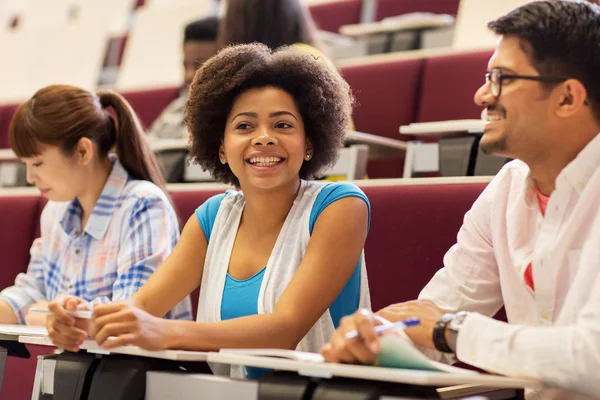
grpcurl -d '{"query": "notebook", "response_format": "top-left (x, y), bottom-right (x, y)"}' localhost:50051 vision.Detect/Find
top-left (220, 332), bottom-right (475, 375)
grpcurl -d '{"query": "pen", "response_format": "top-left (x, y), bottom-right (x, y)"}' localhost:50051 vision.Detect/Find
top-left (344, 317), bottom-right (421, 340)
top-left (29, 307), bottom-right (92, 319)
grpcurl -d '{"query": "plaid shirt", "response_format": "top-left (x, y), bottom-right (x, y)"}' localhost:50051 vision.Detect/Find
top-left (0, 157), bottom-right (192, 324)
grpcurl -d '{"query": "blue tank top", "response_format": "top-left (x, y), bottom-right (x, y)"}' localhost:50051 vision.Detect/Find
top-left (196, 182), bottom-right (370, 325)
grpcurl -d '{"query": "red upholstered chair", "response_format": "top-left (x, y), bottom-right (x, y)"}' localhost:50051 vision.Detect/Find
top-left (170, 188), bottom-right (228, 317)
top-left (362, 182), bottom-right (487, 310)
top-left (375, 0), bottom-right (461, 20)
top-left (0, 196), bottom-right (40, 291)
top-left (0, 195), bottom-right (54, 400)
top-left (309, 0), bottom-right (362, 33)
top-left (0, 104), bottom-right (19, 149)
top-left (121, 86), bottom-right (180, 129)
top-left (416, 50), bottom-right (493, 123)
top-left (341, 58), bottom-right (424, 178)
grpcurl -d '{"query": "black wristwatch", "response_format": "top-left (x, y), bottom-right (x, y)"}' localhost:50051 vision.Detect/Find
top-left (433, 311), bottom-right (469, 353)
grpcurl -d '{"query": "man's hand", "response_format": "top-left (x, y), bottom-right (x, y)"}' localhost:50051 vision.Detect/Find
top-left (321, 308), bottom-right (383, 364)
top-left (376, 300), bottom-right (445, 350)
top-left (321, 300), bottom-right (447, 364)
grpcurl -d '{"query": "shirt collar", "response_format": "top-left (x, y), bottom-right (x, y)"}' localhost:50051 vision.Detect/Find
top-left (59, 155), bottom-right (130, 240)
top-left (555, 132), bottom-right (600, 195)
top-left (521, 133), bottom-right (600, 203)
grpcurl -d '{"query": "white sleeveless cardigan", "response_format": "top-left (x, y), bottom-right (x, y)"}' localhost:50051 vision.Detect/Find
top-left (197, 180), bottom-right (371, 377)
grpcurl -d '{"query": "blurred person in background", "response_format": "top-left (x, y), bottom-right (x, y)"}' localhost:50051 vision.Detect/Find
top-left (217, 0), bottom-right (328, 61)
top-left (147, 17), bottom-right (220, 140)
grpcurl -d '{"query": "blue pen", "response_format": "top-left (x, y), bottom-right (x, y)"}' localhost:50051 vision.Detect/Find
top-left (344, 317), bottom-right (421, 340)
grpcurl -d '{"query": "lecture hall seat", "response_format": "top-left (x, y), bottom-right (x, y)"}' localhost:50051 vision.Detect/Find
top-left (340, 58), bottom-right (424, 178)
top-left (308, 0), bottom-right (362, 33)
top-left (375, 0), bottom-right (461, 21)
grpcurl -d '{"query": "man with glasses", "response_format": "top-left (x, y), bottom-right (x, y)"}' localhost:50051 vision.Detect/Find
top-left (321, 1), bottom-right (600, 398)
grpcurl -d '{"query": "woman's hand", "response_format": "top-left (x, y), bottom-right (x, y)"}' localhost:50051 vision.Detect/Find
top-left (91, 303), bottom-right (170, 351)
top-left (47, 296), bottom-right (91, 352)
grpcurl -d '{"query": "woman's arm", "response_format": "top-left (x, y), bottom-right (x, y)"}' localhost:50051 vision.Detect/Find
top-left (93, 196), bottom-right (369, 351)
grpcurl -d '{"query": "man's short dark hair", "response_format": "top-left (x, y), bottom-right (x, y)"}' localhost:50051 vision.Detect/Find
top-left (184, 17), bottom-right (220, 43)
top-left (184, 43), bottom-right (353, 186)
top-left (488, 0), bottom-right (600, 122)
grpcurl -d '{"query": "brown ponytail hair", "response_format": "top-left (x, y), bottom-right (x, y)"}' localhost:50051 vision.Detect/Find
top-left (9, 84), bottom-right (168, 195)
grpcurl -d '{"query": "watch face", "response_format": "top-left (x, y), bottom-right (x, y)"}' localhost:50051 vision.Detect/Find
top-left (450, 311), bottom-right (469, 331)
top-left (441, 313), bottom-right (455, 323)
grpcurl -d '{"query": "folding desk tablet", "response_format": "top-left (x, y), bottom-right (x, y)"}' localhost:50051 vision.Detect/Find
top-left (206, 351), bottom-right (541, 400)
top-left (20, 335), bottom-right (210, 400)
top-left (0, 325), bottom-right (47, 393)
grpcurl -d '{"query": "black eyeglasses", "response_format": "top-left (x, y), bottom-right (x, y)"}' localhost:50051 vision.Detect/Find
top-left (485, 68), bottom-right (568, 97)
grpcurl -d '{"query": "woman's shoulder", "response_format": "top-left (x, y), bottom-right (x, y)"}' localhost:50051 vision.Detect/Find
top-left (119, 179), bottom-right (174, 213)
top-left (310, 180), bottom-right (366, 200)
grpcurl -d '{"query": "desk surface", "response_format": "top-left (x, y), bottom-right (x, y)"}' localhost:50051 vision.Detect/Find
top-left (0, 149), bottom-right (17, 162)
top-left (19, 335), bottom-right (208, 362)
top-left (340, 15), bottom-right (455, 37)
top-left (0, 324), bottom-right (47, 340)
top-left (207, 352), bottom-right (542, 390)
top-left (400, 120), bottom-right (484, 136)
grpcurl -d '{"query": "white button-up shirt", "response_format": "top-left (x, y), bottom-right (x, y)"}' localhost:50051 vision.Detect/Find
top-left (419, 133), bottom-right (600, 399)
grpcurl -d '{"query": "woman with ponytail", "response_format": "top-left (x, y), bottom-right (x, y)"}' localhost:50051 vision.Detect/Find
top-left (0, 85), bottom-right (191, 332)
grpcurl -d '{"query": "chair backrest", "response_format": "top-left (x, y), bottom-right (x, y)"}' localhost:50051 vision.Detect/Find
top-left (0, 195), bottom-right (41, 291)
top-left (375, 0), bottom-right (461, 21)
top-left (416, 50), bottom-right (493, 122)
top-left (122, 87), bottom-right (181, 129)
top-left (116, 4), bottom-right (214, 91)
top-left (362, 181), bottom-right (487, 310)
top-left (341, 58), bottom-right (423, 178)
top-left (309, 0), bottom-right (362, 33)
top-left (453, 0), bottom-right (534, 50)
top-left (170, 188), bottom-right (228, 316)
top-left (341, 58), bottom-right (423, 140)
top-left (0, 104), bottom-right (18, 148)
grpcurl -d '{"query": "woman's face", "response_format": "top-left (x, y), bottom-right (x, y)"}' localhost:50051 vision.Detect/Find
top-left (21, 145), bottom-right (87, 201)
top-left (221, 86), bottom-right (312, 191)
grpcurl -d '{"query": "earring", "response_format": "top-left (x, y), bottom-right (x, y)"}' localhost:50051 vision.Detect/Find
top-left (305, 152), bottom-right (312, 161)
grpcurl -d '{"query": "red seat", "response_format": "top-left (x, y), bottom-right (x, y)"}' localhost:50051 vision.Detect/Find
top-left (0, 196), bottom-right (41, 291)
top-left (416, 50), bottom-right (493, 122)
top-left (362, 182), bottom-right (487, 310)
top-left (376, 0), bottom-right (461, 20)
top-left (0, 196), bottom-right (48, 400)
top-left (341, 58), bottom-right (424, 178)
top-left (309, 0), bottom-right (362, 33)
top-left (0, 104), bottom-right (19, 149)
top-left (122, 87), bottom-right (180, 129)
top-left (170, 188), bottom-right (227, 317)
